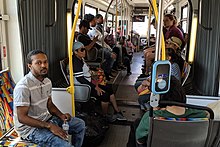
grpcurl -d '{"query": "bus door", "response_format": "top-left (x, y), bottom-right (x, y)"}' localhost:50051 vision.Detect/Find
top-left (0, 0), bottom-right (9, 70)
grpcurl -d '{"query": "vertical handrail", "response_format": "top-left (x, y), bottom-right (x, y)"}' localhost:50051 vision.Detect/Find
top-left (101, 0), bottom-right (114, 62)
top-left (154, 0), bottom-right (164, 61)
top-left (46, 0), bottom-right (57, 27)
top-left (151, 0), bottom-right (165, 61)
top-left (115, 0), bottom-right (118, 43)
top-left (147, 6), bottom-right (152, 46)
top-left (67, 0), bottom-right (82, 116)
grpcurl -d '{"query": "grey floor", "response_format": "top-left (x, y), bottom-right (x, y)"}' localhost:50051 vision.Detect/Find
top-left (98, 52), bottom-right (144, 147)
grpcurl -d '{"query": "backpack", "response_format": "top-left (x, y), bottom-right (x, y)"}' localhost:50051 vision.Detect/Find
top-left (76, 111), bottom-right (108, 147)
top-left (76, 100), bottom-right (108, 147)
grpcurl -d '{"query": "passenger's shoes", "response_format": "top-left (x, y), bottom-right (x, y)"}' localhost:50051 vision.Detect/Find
top-left (104, 114), bottom-right (117, 123)
top-left (114, 112), bottom-right (127, 121)
top-left (126, 72), bottom-right (132, 76)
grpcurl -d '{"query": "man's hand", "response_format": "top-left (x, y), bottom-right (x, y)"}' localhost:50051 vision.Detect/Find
top-left (111, 53), bottom-right (117, 59)
top-left (48, 123), bottom-right (68, 140)
top-left (93, 35), bottom-right (99, 41)
top-left (60, 113), bottom-right (71, 122)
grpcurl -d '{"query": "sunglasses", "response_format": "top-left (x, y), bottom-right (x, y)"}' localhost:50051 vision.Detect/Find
top-left (77, 48), bottom-right (86, 52)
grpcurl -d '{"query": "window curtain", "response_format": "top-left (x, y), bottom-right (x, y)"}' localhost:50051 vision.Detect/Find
top-left (193, 0), bottom-right (220, 96)
top-left (17, 0), bottom-right (67, 85)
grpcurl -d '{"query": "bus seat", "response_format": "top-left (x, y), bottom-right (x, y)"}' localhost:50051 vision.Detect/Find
top-left (208, 120), bottom-right (220, 147)
top-left (86, 47), bottom-right (98, 61)
top-left (182, 61), bottom-right (191, 86)
top-left (52, 87), bottom-right (91, 115)
top-left (60, 58), bottom-right (94, 103)
top-left (60, 58), bottom-right (70, 85)
top-left (147, 101), bottom-right (214, 147)
top-left (0, 69), bottom-right (37, 146)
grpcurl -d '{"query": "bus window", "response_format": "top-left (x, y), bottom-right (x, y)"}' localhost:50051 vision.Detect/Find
top-left (85, 4), bottom-right (97, 16)
top-left (99, 10), bottom-right (106, 17)
top-left (73, 2), bottom-right (82, 32)
top-left (181, 4), bottom-right (188, 33)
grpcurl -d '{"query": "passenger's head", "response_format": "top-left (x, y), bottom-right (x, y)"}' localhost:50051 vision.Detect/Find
top-left (165, 48), bottom-right (178, 63)
top-left (166, 36), bottom-right (182, 51)
top-left (106, 27), bottom-right (111, 33)
top-left (84, 14), bottom-right (96, 27)
top-left (151, 18), bottom-right (157, 29)
top-left (27, 50), bottom-right (48, 79)
top-left (161, 76), bottom-right (186, 104)
top-left (79, 20), bottom-right (91, 34)
top-left (119, 36), bottom-right (126, 44)
top-left (96, 14), bottom-right (103, 24)
top-left (73, 42), bottom-right (86, 58)
top-left (127, 35), bottom-right (131, 41)
top-left (163, 14), bottom-right (175, 28)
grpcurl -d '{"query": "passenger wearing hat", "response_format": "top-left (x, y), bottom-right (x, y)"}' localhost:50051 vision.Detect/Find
top-left (166, 36), bottom-right (182, 52)
top-left (143, 36), bottom-right (183, 76)
top-left (71, 42), bottom-right (126, 122)
top-left (166, 36), bottom-right (185, 72)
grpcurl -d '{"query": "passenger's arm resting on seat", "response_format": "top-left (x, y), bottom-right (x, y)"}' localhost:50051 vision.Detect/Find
top-left (17, 106), bottom-right (51, 129)
top-left (136, 112), bottom-right (150, 144)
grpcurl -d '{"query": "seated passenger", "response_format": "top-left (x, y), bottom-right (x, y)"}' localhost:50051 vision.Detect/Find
top-left (120, 36), bottom-right (132, 76)
top-left (127, 76), bottom-right (207, 147)
top-left (144, 36), bottom-right (182, 75)
top-left (72, 42), bottom-right (126, 122)
top-left (77, 19), bottom-right (116, 81)
top-left (13, 50), bottom-right (85, 147)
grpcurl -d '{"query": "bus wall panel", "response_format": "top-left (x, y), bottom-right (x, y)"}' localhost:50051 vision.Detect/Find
top-left (18, 0), bottom-right (67, 84)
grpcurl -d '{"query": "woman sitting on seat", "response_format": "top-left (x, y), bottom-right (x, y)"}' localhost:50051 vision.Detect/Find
top-left (71, 42), bottom-right (126, 122)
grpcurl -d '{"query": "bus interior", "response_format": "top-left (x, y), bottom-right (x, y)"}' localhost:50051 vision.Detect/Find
top-left (0, 0), bottom-right (220, 146)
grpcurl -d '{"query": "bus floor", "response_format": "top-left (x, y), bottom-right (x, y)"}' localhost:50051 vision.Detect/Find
top-left (98, 52), bottom-right (144, 147)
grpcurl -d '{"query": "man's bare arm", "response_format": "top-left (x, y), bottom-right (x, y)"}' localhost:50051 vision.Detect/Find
top-left (17, 106), bottom-right (51, 129)
top-left (47, 97), bottom-right (64, 119)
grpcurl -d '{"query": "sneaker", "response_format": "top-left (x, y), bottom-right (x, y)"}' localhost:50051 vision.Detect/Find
top-left (104, 114), bottom-right (117, 123)
top-left (114, 112), bottom-right (127, 121)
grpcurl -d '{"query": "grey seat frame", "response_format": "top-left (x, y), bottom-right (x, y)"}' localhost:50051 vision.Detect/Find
top-left (147, 101), bottom-right (214, 147)
top-left (60, 58), bottom-right (91, 102)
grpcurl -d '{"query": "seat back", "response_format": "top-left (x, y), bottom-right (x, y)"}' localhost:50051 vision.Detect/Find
top-left (208, 120), bottom-right (220, 147)
top-left (147, 101), bottom-right (214, 147)
top-left (181, 61), bottom-right (191, 86)
top-left (86, 47), bottom-right (98, 61)
top-left (52, 86), bottom-right (91, 114)
top-left (148, 119), bottom-right (209, 147)
top-left (60, 58), bottom-right (70, 85)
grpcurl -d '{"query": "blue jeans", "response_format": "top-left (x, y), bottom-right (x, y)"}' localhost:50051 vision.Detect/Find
top-left (27, 116), bottom-right (85, 147)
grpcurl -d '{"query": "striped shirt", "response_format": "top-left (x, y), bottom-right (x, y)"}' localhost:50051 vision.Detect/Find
top-left (171, 62), bottom-right (181, 82)
top-left (13, 72), bottom-right (52, 139)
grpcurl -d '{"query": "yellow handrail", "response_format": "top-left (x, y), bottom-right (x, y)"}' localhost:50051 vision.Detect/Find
top-left (67, 0), bottom-right (82, 116)
top-left (115, 0), bottom-right (118, 43)
top-left (151, 0), bottom-right (166, 60)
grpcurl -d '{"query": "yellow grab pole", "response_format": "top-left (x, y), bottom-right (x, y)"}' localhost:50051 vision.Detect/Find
top-left (151, 0), bottom-right (165, 60)
top-left (147, 6), bottom-right (152, 46)
top-left (115, 0), bottom-right (118, 43)
top-left (67, 0), bottom-right (82, 116)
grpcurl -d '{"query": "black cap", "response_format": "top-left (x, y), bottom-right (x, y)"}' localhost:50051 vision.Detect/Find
top-left (84, 14), bottom-right (95, 22)
top-left (79, 20), bottom-right (91, 30)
